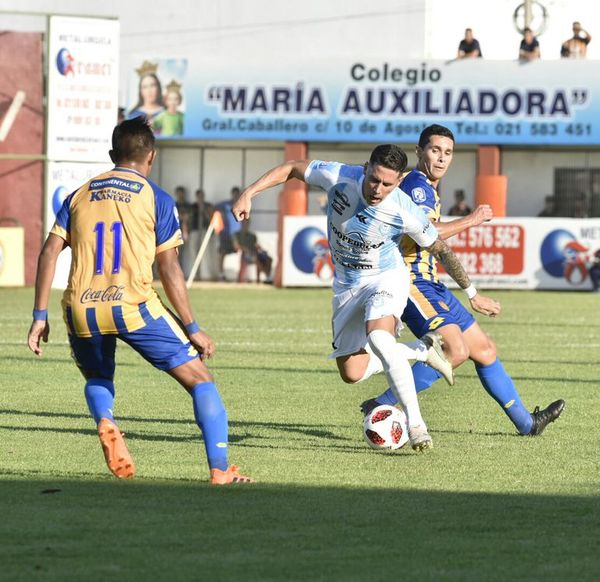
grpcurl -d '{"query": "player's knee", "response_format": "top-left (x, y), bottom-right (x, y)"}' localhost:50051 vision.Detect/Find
top-left (448, 343), bottom-right (470, 368)
top-left (338, 367), bottom-right (363, 384)
top-left (481, 338), bottom-right (497, 361)
top-left (470, 337), bottom-right (497, 365)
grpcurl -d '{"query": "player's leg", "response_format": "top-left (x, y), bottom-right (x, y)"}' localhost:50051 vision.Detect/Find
top-left (465, 324), bottom-right (564, 435)
top-left (69, 333), bottom-right (135, 479)
top-left (334, 283), bottom-right (451, 386)
top-left (364, 271), bottom-right (436, 450)
top-left (363, 282), bottom-right (468, 412)
top-left (121, 310), bottom-right (253, 483)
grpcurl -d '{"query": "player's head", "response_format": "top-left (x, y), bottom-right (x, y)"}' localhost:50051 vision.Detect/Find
top-left (523, 27), bottom-right (533, 41)
top-left (362, 144), bottom-right (407, 206)
top-left (109, 116), bottom-right (156, 171)
top-left (573, 21), bottom-right (582, 35)
top-left (464, 28), bottom-right (473, 40)
top-left (416, 124), bottom-right (455, 184)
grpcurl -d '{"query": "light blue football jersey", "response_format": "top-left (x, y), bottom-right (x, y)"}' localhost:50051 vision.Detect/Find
top-left (304, 160), bottom-right (438, 289)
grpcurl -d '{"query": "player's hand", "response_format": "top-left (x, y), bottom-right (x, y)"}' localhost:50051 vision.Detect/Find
top-left (27, 319), bottom-right (50, 356)
top-left (469, 293), bottom-right (501, 318)
top-left (231, 191), bottom-right (252, 222)
top-left (470, 204), bottom-right (493, 226)
top-left (189, 330), bottom-right (216, 360)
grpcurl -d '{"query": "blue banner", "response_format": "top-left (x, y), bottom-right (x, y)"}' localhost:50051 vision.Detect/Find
top-left (128, 58), bottom-right (600, 145)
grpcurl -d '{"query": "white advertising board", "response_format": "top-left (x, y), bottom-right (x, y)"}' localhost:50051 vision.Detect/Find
top-left (47, 16), bottom-right (119, 162)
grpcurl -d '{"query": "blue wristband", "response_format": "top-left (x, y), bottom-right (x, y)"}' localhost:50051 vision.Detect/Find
top-left (33, 309), bottom-right (48, 321)
top-left (185, 321), bottom-right (201, 334)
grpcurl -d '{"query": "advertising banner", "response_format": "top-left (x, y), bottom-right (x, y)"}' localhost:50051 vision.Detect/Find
top-left (281, 216), bottom-right (600, 290)
top-left (282, 216), bottom-right (333, 287)
top-left (128, 57), bottom-right (600, 145)
top-left (47, 16), bottom-right (119, 162)
top-left (0, 227), bottom-right (25, 287)
top-left (439, 218), bottom-right (600, 290)
top-left (46, 161), bottom-right (112, 288)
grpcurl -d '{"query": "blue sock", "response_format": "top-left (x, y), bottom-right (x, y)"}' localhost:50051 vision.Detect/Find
top-left (374, 362), bottom-right (444, 405)
top-left (190, 382), bottom-right (229, 471)
top-left (84, 379), bottom-right (115, 424)
top-left (476, 359), bottom-right (533, 435)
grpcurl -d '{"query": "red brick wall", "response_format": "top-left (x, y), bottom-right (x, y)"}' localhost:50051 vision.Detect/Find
top-left (0, 32), bottom-right (44, 285)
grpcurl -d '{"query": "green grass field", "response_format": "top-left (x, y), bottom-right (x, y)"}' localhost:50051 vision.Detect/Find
top-left (1, 286), bottom-right (599, 581)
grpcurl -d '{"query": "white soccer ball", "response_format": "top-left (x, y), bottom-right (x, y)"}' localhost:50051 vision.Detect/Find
top-left (363, 405), bottom-right (409, 450)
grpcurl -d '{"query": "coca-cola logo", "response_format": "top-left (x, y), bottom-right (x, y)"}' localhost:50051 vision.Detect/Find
top-left (80, 285), bottom-right (125, 303)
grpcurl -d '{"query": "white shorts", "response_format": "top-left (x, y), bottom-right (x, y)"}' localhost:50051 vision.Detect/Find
top-left (330, 268), bottom-right (410, 358)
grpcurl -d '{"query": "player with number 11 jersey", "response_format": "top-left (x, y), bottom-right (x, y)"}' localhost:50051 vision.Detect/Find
top-left (52, 168), bottom-right (182, 337)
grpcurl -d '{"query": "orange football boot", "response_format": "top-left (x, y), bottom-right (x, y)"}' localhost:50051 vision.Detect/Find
top-left (97, 418), bottom-right (135, 479)
top-left (210, 464), bottom-right (255, 485)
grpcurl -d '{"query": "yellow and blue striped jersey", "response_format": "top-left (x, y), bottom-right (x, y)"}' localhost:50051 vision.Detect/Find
top-left (399, 169), bottom-right (441, 282)
top-left (51, 167), bottom-right (183, 337)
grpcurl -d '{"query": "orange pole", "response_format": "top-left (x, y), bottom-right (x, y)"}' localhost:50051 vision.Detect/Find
top-left (475, 175), bottom-right (507, 218)
top-left (475, 145), bottom-right (506, 217)
top-left (274, 141), bottom-right (308, 287)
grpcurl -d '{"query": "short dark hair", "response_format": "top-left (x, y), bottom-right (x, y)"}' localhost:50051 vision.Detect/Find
top-left (368, 144), bottom-right (408, 174)
top-left (111, 116), bottom-right (155, 163)
top-left (418, 124), bottom-right (455, 149)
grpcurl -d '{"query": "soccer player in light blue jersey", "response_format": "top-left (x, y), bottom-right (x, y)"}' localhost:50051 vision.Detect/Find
top-left (362, 125), bottom-right (565, 436)
top-left (232, 144), bottom-right (499, 451)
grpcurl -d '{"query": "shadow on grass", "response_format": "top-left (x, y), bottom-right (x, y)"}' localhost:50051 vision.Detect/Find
top-left (0, 409), bottom-right (523, 445)
top-left (0, 477), bottom-right (597, 581)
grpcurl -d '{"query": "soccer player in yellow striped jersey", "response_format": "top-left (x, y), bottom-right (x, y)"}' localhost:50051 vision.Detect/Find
top-left (400, 169), bottom-right (442, 284)
top-left (363, 124), bottom-right (565, 436)
top-left (27, 117), bottom-right (253, 485)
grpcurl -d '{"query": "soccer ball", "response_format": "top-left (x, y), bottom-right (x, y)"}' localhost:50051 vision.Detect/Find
top-left (363, 405), bottom-right (409, 450)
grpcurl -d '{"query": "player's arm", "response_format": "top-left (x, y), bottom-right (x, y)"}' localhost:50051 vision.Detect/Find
top-left (232, 160), bottom-right (311, 221)
top-left (27, 233), bottom-right (66, 356)
top-left (435, 204), bottom-right (493, 240)
top-left (424, 238), bottom-right (501, 317)
top-left (156, 247), bottom-right (215, 359)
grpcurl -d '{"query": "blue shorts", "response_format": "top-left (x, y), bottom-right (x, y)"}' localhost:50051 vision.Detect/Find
top-left (69, 311), bottom-right (199, 379)
top-left (402, 279), bottom-right (476, 339)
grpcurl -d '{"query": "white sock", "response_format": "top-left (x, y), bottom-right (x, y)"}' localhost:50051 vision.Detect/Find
top-left (396, 340), bottom-right (428, 362)
top-left (367, 330), bottom-right (425, 428)
top-left (356, 343), bottom-right (384, 383)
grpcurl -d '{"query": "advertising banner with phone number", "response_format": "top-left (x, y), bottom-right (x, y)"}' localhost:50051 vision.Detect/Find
top-left (282, 216), bottom-right (600, 290)
top-left (438, 217), bottom-right (600, 291)
top-left (128, 56), bottom-right (600, 145)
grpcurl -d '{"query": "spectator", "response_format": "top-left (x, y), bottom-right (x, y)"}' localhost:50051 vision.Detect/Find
top-left (537, 195), bottom-right (556, 217)
top-left (448, 190), bottom-right (472, 216)
top-left (457, 28), bottom-right (482, 59)
top-left (572, 193), bottom-right (589, 218)
top-left (234, 220), bottom-right (272, 283)
top-left (519, 27), bottom-right (540, 61)
top-left (561, 21), bottom-right (592, 59)
top-left (215, 186), bottom-right (242, 281)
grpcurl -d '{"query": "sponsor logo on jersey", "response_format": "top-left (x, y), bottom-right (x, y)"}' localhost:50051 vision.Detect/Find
top-left (411, 187), bottom-right (427, 203)
top-left (80, 285), bottom-right (125, 304)
top-left (331, 189), bottom-right (351, 216)
top-left (89, 190), bottom-right (132, 203)
top-left (329, 222), bottom-right (384, 250)
top-left (89, 177), bottom-right (143, 194)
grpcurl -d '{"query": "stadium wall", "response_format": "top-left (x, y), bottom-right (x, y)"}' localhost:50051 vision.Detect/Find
top-left (0, 32), bottom-right (44, 286)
